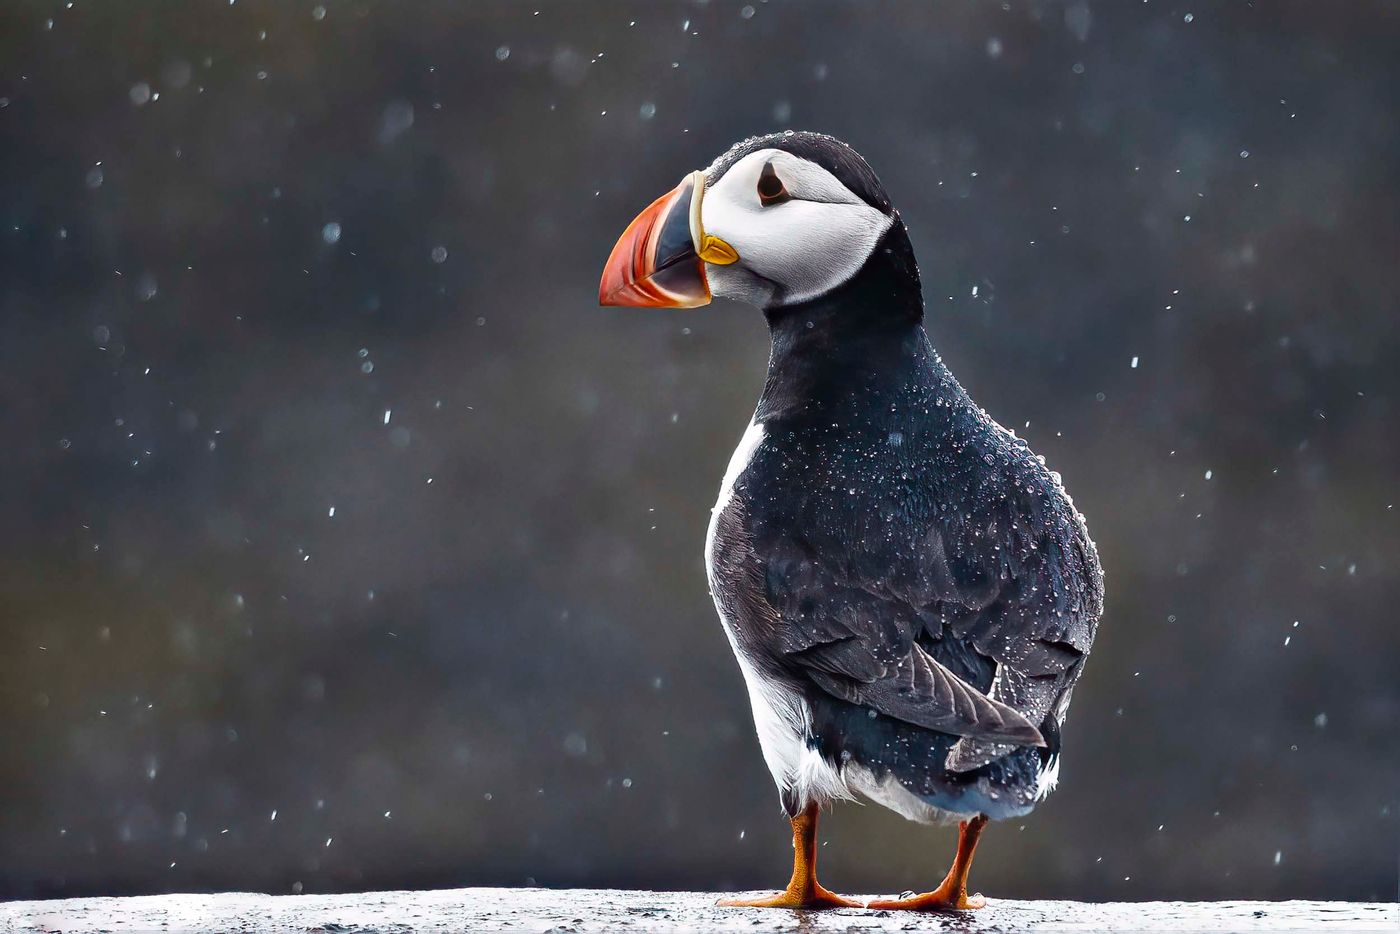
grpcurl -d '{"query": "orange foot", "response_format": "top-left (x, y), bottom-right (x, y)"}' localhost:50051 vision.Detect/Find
top-left (866, 884), bottom-right (987, 912)
top-left (717, 884), bottom-right (861, 910)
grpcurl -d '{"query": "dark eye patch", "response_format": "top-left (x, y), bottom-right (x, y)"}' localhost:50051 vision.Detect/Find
top-left (757, 162), bottom-right (791, 206)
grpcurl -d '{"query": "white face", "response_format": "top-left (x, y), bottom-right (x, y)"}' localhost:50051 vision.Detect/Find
top-left (700, 149), bottom-right (894, 307)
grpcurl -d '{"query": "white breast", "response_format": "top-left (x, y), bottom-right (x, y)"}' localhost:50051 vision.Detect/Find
top-left (703, 419), bottom-right (766, 571)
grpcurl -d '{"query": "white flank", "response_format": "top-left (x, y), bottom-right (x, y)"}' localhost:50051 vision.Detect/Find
top-left (706, 420), bottom-right (853, 810)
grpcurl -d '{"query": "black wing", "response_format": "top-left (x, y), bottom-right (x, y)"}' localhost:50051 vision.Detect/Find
top-left (717, 420), bottom-right (1102, 761)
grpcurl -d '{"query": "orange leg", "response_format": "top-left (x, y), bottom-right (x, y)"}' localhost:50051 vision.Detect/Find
top-left (717, 802), bottom-right (860, 909)
top-left (867, 814), bottom-right (990, 912)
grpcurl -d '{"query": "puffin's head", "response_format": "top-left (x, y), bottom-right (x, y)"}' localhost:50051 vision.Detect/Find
top-left (599, 131), bottom-right (898, 311)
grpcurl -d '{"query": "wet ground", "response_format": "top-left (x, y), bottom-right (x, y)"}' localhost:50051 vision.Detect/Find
top-left (1, 888), bottom-right (1393, 932)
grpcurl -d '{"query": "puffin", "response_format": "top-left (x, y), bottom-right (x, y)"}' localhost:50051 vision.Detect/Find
top-left (599, 131), bottom-right (1104, 912)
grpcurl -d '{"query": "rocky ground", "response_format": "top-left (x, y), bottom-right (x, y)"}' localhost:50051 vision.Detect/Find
top-left (2, 888), bottom-right (1393, 933)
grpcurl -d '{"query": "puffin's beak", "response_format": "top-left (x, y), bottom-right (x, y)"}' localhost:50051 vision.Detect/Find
top-left (599, 171), bottom-right (738, 308)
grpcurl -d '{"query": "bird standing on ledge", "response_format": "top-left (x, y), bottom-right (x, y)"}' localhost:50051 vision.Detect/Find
top-left (599, 131), bottom-right (1104, 912)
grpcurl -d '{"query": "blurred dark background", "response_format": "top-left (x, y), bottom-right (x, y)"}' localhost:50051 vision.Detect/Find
top-left (2, 0), bottom-right (1397, 904)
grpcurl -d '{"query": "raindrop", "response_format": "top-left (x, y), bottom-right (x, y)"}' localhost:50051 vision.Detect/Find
top-left (136, 274), bottom-right (158, 301)
top-left (639, 101), bottom-right (656, 120)
top-left (1065, 2), bottom-right (1091, 41)
top-left (378, 100), bottom-right (415, 145)
top-left (495, 45), bottom-right (510, 61)
top-left (129, 82), bottom-right (152, 106)
top-left (430, 245), bottom-right (448, 263)
top-left (321, 222), bottom-right (342, 244)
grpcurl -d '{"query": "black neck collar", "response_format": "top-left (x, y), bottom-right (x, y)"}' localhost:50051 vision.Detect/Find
top-left (754, 220), bottom-right (934, 424)
top-left (763, 217), bottom-right (924, 334)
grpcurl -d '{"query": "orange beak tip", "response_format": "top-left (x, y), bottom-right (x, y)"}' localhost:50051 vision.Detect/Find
top-left (598, 177), bottom-right (713, 309)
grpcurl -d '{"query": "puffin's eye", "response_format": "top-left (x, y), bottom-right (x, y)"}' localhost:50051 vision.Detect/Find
top-left (757, 162), bottom-right (790, 206)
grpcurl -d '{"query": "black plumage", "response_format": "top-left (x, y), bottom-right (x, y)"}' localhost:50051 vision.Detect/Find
top-left (705, 133), bottom-right (1104, 824)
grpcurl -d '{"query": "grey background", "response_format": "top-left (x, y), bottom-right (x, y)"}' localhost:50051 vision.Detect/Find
top-left (2, 0), bottom-right (1397, 903)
